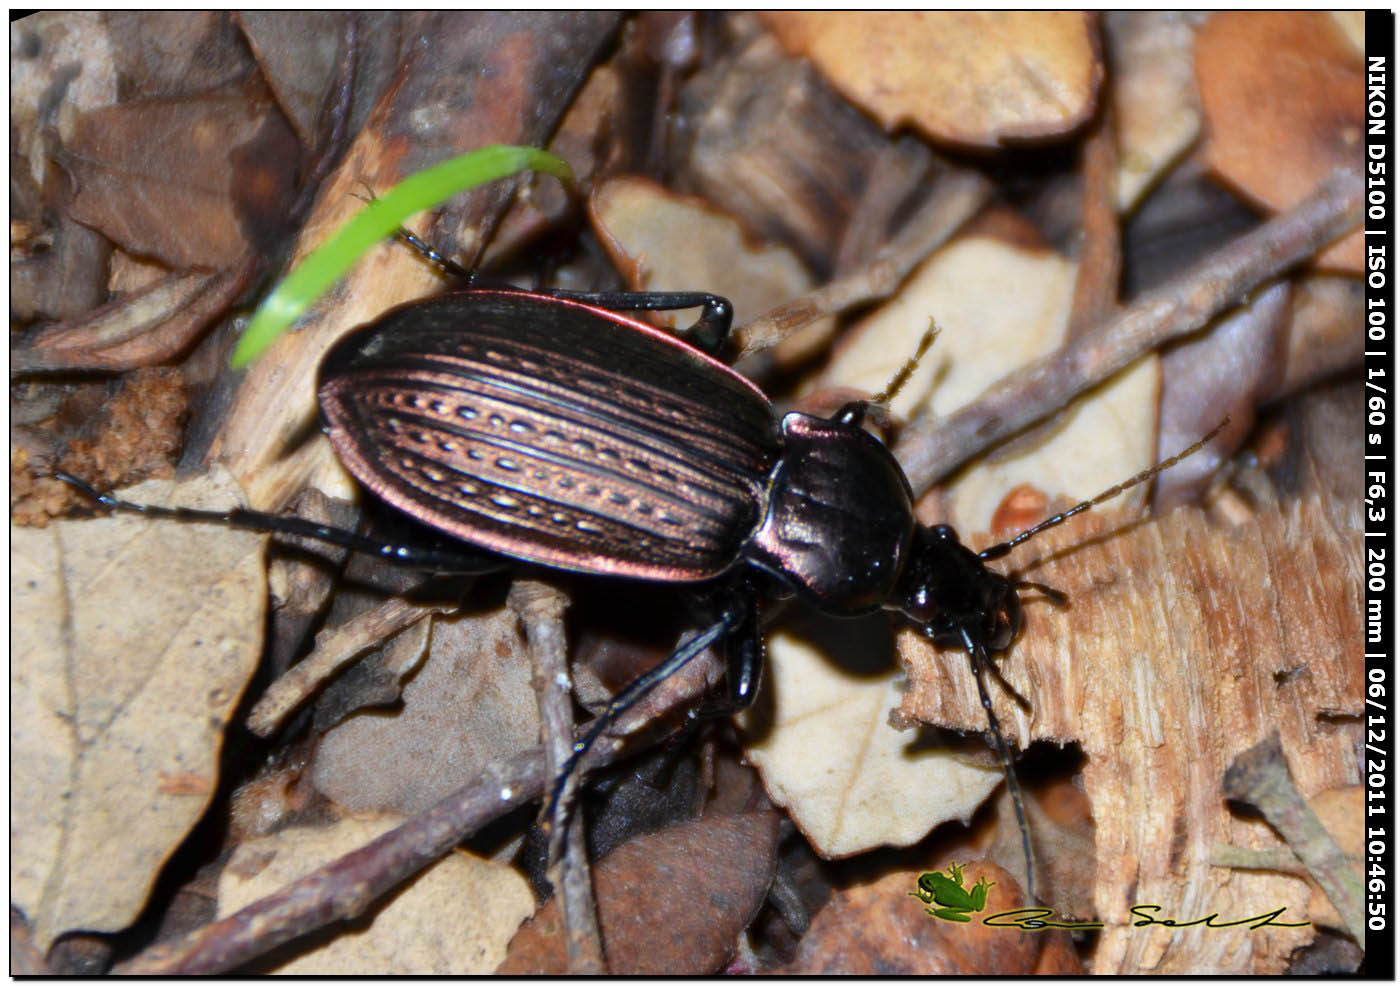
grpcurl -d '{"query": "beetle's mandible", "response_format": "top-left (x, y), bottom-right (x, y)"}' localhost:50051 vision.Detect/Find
top-left (63, 281), bottom-right (1223, 905)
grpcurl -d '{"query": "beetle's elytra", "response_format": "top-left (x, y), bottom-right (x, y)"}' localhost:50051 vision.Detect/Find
top-left (65, 281), bottom-right (1223, 904)
top-left (318, 290), bottom-right (774, 580)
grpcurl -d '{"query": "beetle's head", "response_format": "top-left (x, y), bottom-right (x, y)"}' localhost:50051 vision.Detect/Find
top-left (893, 524), bottom-right (1024, 653)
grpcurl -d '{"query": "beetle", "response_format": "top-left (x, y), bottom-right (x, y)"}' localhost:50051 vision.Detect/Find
top-left (62, 279), bottom-right (1222, 905)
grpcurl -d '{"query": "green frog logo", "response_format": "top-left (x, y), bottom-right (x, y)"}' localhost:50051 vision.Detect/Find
top-left (910, 862), bottom-right (995, 923)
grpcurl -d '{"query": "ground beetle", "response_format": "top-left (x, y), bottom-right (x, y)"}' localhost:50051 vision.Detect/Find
top-left (63, 274), bottom-right (1221, 904)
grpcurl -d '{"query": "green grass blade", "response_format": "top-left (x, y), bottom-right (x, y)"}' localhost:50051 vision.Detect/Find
top-left (232, 145), bottom-right (573, 368)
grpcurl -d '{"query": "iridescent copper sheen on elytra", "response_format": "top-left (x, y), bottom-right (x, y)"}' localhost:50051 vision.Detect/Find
top-left (319, 291), bottom-right (775, 580)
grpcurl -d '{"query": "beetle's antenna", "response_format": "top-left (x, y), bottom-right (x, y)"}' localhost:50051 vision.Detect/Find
top-left (394, 225), bottom-right (479, 285)
top-left (958, 626), bottom-right (1035, 903)
top-left (978, 419), bottom-right (1229, 562)
top-left (871, 320), bottom-right (939, 407)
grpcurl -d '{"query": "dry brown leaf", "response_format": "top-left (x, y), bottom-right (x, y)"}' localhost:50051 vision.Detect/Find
top-left (237, 12), bottom-right (350, 150)
top-left (499, 811), bottom-right (780, 974)
top-left (217, 817), bottom-right (533, 974)
top-left (898, 500), bottom-right (1361, 973)
top-left (1196, 11), bottom-right (1364, 271)
top-left (12, 266), bottom-right (249, 374)
top-left (248, 594), bottom-right (448, 737)
top-left (785, 863), bottom-right (1076, 974)
top-left (740, 620), bottom-right (1001, 858)
top-left (10, 471), bottom-right (266, 949)
top-left (820, 235), bottom-right (1159, 535)
top-left (65, 93), bottom-right (300, 270)
top-left (311, 607), bottom-right (541, 816)
top-left (761, 12), bottom-right (1100, 148)
top-left (590, 176), bottom-right (833, 339)
top-left (1105, 12), bottom-right (1204, 211)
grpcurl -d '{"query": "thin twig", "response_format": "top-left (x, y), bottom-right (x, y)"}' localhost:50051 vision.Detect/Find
top-left (1208, 844), bottom-right (1306, 876)
top-left (1067, 102), bottom-right (1122, 335)
top-left (112, 638), bottom-right (723, 975)
top-left (509, 580), bottom-right (606, 974)
top-left (246, 594), bottom-right (455, 737)
top-left (893, 167), bottom-right (1363, 496)
top-left (735, 168), bottom-right (992, 358)
top-left (985, 105), bottom-right (1125, 466)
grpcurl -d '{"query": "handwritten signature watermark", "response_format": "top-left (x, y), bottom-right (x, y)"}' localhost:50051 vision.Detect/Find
top-left (911, 863), bottom-right (1311, 932)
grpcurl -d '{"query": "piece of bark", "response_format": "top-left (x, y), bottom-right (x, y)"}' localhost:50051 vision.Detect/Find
top-left (896, 499), bottom-right (1361, 973)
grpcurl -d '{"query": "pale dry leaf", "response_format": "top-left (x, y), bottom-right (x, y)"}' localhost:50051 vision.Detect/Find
top-left (590, 175), bottom-right (834, 350)
top-left (898, 500), bottom-right (1362, 973)
top-left (821, 235), bottom-right (1159, 534)
top-left (1328, 12), bottom-right (1365, 57)
top-left (217, 817), bottom-right (533, 974)
top-left (311, 607), bottom-right (540, 815)
top-left (10, 471), bottom-right (265, 949)
top-left (760, 12), bottom-right (1100, 147)
top-left (1104, 11), bottom-right (1204, 211)
top-left (740, 618), bottom-right (1001, 858)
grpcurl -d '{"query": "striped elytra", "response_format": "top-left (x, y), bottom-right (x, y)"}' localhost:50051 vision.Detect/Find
top-left (318, 290), bottom-right (775, 580)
